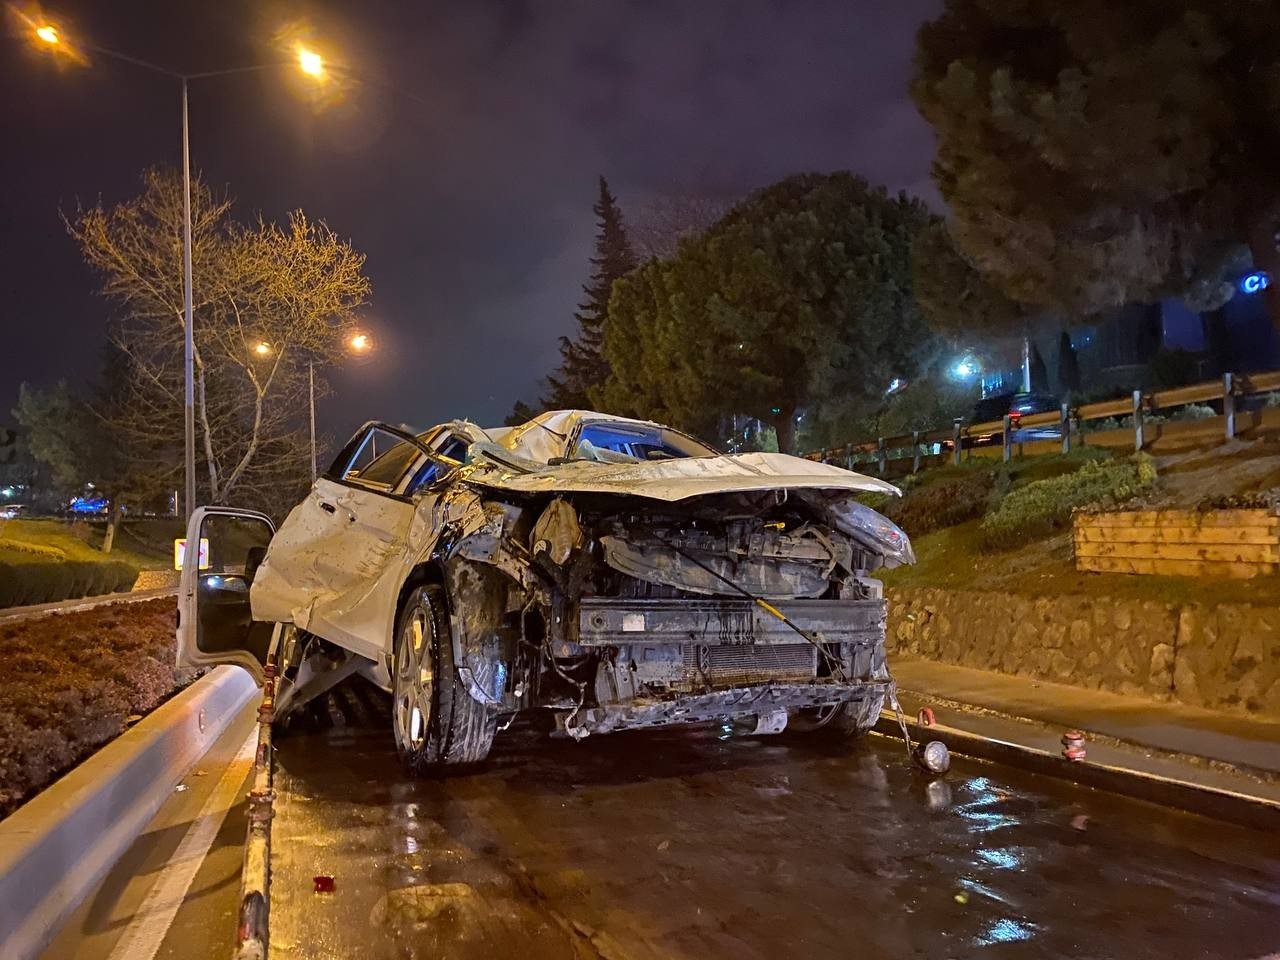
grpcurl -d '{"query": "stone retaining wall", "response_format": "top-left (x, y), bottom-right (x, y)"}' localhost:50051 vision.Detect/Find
top-left (886, 586), bottom-right (1280, 718)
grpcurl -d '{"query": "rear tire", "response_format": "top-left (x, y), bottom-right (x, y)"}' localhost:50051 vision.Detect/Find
top-left (392, 584), bottom-right (496, 775)
top-left (789, 690), bottom-right (884, 739)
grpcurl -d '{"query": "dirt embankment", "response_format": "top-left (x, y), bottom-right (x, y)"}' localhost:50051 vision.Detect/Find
top-left (0, 598), bottom-right (179, 818)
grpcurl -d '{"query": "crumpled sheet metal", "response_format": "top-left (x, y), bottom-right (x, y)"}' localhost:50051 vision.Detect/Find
top-left (530, 499), bottom-right (584, 566)
top-left (463, 451), bottom-right (901, 503)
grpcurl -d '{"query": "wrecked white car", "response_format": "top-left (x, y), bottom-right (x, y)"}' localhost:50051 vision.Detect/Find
top-left (178, 411), bottom-right (913, 773)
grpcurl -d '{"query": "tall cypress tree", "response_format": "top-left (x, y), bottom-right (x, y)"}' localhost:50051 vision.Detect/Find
top-left (1056, 330), bottom-right (1081, 395)
top-left (543, 176), bottom-right (637, 410)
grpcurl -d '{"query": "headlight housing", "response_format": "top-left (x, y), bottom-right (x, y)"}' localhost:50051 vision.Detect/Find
top-left (822, 498), bottom-right (916, 568)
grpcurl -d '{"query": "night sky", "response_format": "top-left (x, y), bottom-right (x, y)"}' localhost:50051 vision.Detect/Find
top-left (1, 0), bottom-right (940, 442)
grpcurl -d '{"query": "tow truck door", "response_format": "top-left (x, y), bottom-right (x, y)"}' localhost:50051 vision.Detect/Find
top-left (177, 506), bottom-right (277, 682)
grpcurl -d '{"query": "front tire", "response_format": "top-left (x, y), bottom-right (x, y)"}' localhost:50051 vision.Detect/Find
top-left (392, 584), bottom-right (496, 774)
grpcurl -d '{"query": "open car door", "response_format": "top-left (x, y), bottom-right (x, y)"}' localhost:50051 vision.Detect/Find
top-left (177, 506), bottom-right (277, 683)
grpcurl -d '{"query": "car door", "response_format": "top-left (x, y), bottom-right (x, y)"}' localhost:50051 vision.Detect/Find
top-left (177, 506), bottom-right (277, 681)
top-left (249, 422), bottom-right (457, 662)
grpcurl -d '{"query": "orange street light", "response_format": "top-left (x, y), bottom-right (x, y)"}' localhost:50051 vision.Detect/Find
top-left (306, 330), bottom-right (374, 480)
top-left (297, 45), bottom-right (323, 78)
top-left (254, 341), bottom-right (273, 356)
top-left (35, 25), bottom-right (60, 44)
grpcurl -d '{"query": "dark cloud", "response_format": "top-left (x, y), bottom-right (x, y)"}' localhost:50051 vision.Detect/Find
top-left (0, 0), bottom-right (940, 439)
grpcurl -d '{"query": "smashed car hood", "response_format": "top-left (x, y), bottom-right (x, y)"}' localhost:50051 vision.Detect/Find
top-left (462, 451), bottom-right (900, 502)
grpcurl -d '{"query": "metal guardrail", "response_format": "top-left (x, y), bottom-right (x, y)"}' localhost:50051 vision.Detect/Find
top-left (805, 370), bottom-right (1280, 475)
top-left (233, 648), bottom-right (277, 960)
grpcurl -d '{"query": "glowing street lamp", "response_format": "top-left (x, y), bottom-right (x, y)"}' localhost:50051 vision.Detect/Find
top-left (253, 341), bottom-right (273, 357)
top-left (297, 45), bottom-right (324, 78)
top-left (307, 330), bottom-right (376, 480)
top-left (24, 16), bottom-right (328, 522)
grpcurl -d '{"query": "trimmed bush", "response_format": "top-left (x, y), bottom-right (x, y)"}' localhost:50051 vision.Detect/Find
top-left (980, 454), bottom-right (1157, 551)
top-left (883, 469), bottom-right (999, 537)
top-left (0, 557), bottom-right (141, 609)
top-left (0, 539), bottom-right (67, 561)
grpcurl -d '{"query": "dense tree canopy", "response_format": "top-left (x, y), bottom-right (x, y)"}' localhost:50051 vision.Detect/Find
top-left (911, 218), bottom-right (1028, 342)
top-left (912, 2), bottom-right (1280, 326)
top-left (596, 173), bottom-right (936, 453)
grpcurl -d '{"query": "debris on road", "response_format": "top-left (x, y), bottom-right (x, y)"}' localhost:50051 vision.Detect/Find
top-left (1062, 730), bottom-right (1087, 762)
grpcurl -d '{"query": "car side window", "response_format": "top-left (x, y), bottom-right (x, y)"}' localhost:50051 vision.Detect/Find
top-left (328, 425), bottom-right (433, 494)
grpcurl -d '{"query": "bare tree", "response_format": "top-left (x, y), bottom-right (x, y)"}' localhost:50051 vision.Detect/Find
top-left (66, 169), bottom-right (371, 510)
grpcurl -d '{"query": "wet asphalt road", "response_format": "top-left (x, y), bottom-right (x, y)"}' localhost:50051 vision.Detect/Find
top-left (267, 681), bottom-right (1280, 960)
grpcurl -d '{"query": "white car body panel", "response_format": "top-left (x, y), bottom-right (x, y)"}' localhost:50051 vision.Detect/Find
top-left (251, 477), bottom-right (418, 661)
top-left (463, 450), bottom-right (900, 501)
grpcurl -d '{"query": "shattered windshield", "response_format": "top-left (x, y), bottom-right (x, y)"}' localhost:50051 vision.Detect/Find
top-left (572, 422), bottom-right (717, 463)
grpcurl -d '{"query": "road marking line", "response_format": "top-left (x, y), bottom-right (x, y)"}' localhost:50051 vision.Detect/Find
top-left (106, 728), bottom-right (258, 960)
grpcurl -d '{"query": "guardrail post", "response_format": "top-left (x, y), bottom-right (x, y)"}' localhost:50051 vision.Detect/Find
top-left (911, 431), bottom-right (921, 474)
top-left (1224, 372), bottom-right (1236, 440)
top-left (952, 418), bottom-right (962, 465)
top-left (1060, 402), bottom-right (1071, 454)
top-left (1133, 390), bottom-right (1144, 451)
top-left (1002, 414), bottom-right (1012, 463)
top-left (877, 437), bottom-right (887, 475)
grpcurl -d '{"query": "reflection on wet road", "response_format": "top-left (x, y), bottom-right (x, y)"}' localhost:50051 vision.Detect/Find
top-left (269, 681), bottom-right (1280, 959)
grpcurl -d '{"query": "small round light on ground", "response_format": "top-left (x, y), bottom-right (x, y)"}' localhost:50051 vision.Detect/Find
top-left (915, 739), bottom-right (951, 775)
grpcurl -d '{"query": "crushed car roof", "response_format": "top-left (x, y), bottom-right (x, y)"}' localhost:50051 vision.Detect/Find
top-left (463, 409), bottom-right (900, 502)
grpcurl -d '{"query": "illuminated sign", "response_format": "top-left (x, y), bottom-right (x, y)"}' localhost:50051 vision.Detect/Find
top-left (1240, 271), bottom-right (1271, 295)
top-left (174, 538), bottom-right (210, 571)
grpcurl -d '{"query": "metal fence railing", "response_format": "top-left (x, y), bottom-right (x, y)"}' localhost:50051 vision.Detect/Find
top-left (804, 370), bottom-right (1280, 477)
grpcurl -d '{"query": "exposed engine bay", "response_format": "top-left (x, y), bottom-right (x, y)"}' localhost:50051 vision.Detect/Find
top-left (441, 482), bottom-right (906, 740)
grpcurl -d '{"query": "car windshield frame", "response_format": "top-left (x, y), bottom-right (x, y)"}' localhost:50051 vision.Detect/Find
top-left (566, 419), bottom-right (719, 463)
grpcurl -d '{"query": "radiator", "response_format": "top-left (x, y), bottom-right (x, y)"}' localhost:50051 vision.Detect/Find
top-left (681, 643), bottom-right (817, 687)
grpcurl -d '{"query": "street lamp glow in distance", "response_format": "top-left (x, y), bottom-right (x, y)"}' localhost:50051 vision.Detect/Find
top-left (308, 330), bottom-right (375, 481)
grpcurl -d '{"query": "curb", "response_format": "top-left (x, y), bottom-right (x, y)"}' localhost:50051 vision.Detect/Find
top-left (0, 587), bottom-right (177, 624)
top-left (874, 703), bottom-right (1280, 832)
top-left (0, 665), bottom-right (258, 960)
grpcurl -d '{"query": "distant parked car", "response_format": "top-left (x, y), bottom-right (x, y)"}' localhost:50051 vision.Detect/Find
top-left (67, 494), bottom-right (110, 516)
top-left (966, 391), bottom-right (1062, 445)
top-left (0, 503), bottom-right (26, 520)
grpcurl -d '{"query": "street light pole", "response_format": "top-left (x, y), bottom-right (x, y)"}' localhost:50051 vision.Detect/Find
top-left (27, 24), bottom-right (326, 520)
top-left (309, 362), bottom-right (317, 480)
top-left (181, 78), bottom-right (196, 522)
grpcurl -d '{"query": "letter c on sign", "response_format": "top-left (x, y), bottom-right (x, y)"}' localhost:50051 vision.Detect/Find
top-left (1241, 272), bottom-right (1270, 295)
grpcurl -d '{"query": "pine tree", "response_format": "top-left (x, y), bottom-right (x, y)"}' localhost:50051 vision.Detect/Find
top-left (1056, 330), bottom-right (1081, 395)
top-left (1029, 343), bottom-right (1049, 394)
top-left (543, 176), bottom-right (637, 410)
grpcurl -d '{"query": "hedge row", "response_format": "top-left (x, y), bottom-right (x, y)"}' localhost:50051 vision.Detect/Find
top-left (0, 559), bottom-right (140, 609)
top-left (882, 468), bottom-right (1001, 538)
top-left (979, 454), bottom-right (1157, 551)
